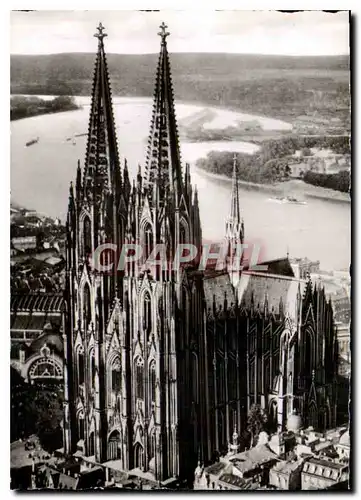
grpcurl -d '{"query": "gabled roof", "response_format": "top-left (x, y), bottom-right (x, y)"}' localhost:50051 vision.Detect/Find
top-left (244, 257), bottom-right (295, 277)
top-left (230, 444), bottom-right (278, 474)
top-left (237, 271), bottom-right (305, 321)
top-left (203, 272), bottom-right (235, 311)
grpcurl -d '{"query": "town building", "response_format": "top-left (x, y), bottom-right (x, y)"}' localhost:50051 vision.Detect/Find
top-left (63, 23), bottom-right (339, 484)
top-left (269, 458), bottom-right (304, 490)
top-left (301, 457), bottom-right (349, 490)
top-left (10, 293), bottom-right (64, 382)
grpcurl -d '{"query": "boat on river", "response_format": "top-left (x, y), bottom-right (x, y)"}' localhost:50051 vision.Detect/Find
top-left (269, 196), bottom-right (307, 205)
top-left (25, 137), bottom-right (39, 147)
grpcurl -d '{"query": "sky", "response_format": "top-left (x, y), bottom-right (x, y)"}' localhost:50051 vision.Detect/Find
top-left (10, 10), bottom-right (350, 56)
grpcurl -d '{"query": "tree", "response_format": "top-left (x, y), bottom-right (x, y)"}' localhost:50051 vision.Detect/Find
top-left (246, 404), bottom-right (268, 447)
top-left (301, 147), bottom-right (312, 157)
top-left (10, 374), bottom-right (64, 452)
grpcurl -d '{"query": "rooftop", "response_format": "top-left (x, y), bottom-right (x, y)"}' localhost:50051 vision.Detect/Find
top-left (272, 458), bottom-right (304, 474)
top-left (229, 445), bottom-right (278, 474)
top-left (237, 271), bottom-right (305, 320)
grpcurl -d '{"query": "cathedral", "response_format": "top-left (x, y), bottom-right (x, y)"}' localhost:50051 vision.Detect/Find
top-left (63, 23), bottom-right (339, 483)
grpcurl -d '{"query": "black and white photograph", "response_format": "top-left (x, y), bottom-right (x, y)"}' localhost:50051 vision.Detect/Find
top-left (9, 9), bottom-right (351, 491)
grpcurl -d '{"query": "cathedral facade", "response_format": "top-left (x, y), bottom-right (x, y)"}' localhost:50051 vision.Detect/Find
top-left (63, 23), bottom-right (338, 483)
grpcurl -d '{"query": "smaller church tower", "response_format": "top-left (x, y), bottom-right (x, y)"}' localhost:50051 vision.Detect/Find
top-left (225, 154), bottom-right (244, 287)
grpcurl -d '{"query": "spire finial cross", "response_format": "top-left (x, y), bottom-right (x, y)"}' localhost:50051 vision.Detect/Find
top-left (94, 22), bottom-right (107, 43)
top-left (158, 22), bottom-right (170, 42)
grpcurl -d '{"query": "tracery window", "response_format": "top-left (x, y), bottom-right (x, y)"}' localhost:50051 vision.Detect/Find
top-left (77, 349), bottom-right (84, 386)
top-left (143, 293), bottom-right (152, 333)
top-left (135, 358), bottom-right (144, 400)
top-left (149, 360), bottom-right (156, 405)
top-left (83, 216), bottom-right (92, 256)
top-left (90, 351), bottom-right (96, 390)
top-left (83, 283), bottom-right (91, 327)
top-left (111, 357), bottom-right (121, 393)
top-left (144, 223), bottom-right (153, 261)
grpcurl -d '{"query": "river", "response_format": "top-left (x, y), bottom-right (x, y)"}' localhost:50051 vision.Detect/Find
top-left (10, 96), bottom-right (351, 271)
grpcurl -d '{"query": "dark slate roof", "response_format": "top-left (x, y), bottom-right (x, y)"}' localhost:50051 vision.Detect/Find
top-left (11, 293), bottom-right (64, 313)
top-left (219, 473), bottom-right (246, 487)
top-left (205, 461), bottom-right (227, 476)
top-left (29, 332), bottom-right (64, 355)
top-left (203, 272), bottom-right (236, 310)
top-left (243, 257), bottom-right (295, 277)
top-left (237, 271), bottom-right (305, 321)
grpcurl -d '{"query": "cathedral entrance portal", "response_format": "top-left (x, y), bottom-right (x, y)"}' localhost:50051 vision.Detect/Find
top-left (108, 430), bottom-right (121, 461)
top-left (134, 442), bottom-right (144, 469)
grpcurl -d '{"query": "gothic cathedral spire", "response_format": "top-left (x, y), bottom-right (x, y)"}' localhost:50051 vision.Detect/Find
top-left (83, 22), bottom-right (121, 202)
top-left (225, 154), bottom-right (244, 285)
top-left (225, 154), bottom-right (244, 243)
top-left (143, 22), bottom-right (183, 203)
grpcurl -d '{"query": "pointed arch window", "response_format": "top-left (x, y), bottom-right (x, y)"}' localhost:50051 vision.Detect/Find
top-left (143, 293), bottom-right (152, 333)
top-left (111, 357), bottom-right (121, 393)
top-left (304, 328), bottom-right (314, 375)
top-left (90, 351), bottom-right (96, 390)
top-left (135, 357), bottom-right (144, 401)
top-left (83, 284), bottom-right (91, 328)
top-left (83, 216), bottom-right (92, 256)
top-left (77, 349), bottom-right (84, 386)
top-left (180, 222), bottom-right (187, 246)
top-left (77, 411), bottom-right (85, 441)
top-left (89, 432), bottom-right (95, 457)
top-left (134, 443), bottom-right (144, 469)
top-left (143, 223), bottom-right (153, 261)
top-left (108, 430), bottom-right (121, 461)
top-left (269, 400), bottom-right (278, 431)
top-left (308, 403), bottom-right (318, 429)
top-left (149, 432), bottom-right (156, 460)
top-left (149, 360), bottom-right (156, 406)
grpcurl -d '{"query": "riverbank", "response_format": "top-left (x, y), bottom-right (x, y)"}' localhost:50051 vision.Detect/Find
top-left (10, 95), bottom-right (80, 121)
top-left (194, 165), bottom-right (351, 203)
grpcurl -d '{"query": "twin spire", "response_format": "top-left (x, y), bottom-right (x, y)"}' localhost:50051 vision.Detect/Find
top-left (143, 22), bottom-right (183, 201)
top-left (82, 22), bottom-right (120, 201)
top-left (81, 21), bottom-right (183, 205)
top-left (75, 23), bottom-right (243, 246)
